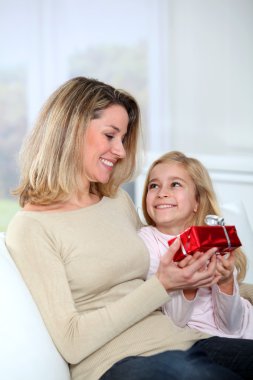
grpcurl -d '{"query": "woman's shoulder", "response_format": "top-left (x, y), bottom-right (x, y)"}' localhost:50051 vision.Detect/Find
top-left (115, 187), bottom-right (142, 227)
top-left (114, 187), bottom-right (134, 207)
top-left (6, 210), bottom-right (46, 238)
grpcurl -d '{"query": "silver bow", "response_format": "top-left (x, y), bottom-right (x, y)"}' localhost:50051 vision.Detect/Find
top-left (204, 214), bottom-right (231, 249)
top-left (204, 214), bottom-right (225, 226)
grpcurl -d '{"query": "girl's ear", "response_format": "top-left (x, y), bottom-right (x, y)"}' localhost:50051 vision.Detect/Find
top-left (193, 201), bottom-right (199, 213)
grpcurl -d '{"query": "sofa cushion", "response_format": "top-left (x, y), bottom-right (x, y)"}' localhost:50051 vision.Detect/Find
top-left (221, 201), bottom-right (253, 284)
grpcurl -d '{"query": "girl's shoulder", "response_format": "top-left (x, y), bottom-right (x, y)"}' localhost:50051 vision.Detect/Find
top-left (138, 225), bottom-right (158, 239)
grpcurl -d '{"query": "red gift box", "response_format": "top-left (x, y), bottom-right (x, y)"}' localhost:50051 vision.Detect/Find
top-left (168, 225), bottom-right (242, 262)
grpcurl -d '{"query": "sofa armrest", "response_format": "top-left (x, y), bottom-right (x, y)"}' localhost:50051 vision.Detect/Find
top-left (0, 233), bottom-right (70, 380)
top-left (239, 283), bottom-right (253, 305)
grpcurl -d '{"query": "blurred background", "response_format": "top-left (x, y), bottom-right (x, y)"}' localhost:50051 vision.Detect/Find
top-left (0, 0), bottom-right (253, 240)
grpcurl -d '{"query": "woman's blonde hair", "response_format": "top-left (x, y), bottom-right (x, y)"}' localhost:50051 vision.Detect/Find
top-left (14, 76), bottom-right (141, 206)
top-left (142, 150), bottom-right (247, 282)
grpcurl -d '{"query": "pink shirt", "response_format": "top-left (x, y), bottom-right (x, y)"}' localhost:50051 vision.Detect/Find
top-left (138, 225), bottom-right (253, 339)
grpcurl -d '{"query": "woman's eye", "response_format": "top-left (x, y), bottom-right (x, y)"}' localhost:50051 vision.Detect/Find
top-left (105, 134), bottom-right (114, 140)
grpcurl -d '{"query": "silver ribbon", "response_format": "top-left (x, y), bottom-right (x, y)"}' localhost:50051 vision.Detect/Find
top-left (204, 214), bottom-right (231, 249)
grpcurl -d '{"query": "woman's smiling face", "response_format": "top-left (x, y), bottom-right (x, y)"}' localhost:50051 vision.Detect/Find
top-left (82, 104), bottom-right (129, 186)
top-left (146, 162), bottom-right (199, 235)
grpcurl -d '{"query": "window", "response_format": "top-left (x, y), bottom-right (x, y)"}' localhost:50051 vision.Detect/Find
top-left (1, 0), bottom-right (253, 231)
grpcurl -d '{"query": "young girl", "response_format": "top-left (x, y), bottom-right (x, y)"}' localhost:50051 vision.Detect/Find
top-left (138, 150), bottom-right (253, 339)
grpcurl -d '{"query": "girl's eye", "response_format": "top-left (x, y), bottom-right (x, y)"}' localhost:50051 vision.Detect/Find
top-left (148, 183), bottom-right (159, 190)
top-left (171, 181), bottom-right (181, 188)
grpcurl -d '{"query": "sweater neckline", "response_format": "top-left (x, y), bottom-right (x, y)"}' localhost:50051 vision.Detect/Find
top-left (17, 196), bottom-right (107, 216)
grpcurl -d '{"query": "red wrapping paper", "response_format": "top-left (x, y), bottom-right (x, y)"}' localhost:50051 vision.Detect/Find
top-left (168, 226), bottom-right (242, 262)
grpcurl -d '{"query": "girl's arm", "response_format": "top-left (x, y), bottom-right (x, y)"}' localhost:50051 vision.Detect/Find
top-left (212, 253), bottom-right (246, 333)
top-left (162, 290), bottom-right (198, 327)
top-left (212, 273), bottom-right (246, 334)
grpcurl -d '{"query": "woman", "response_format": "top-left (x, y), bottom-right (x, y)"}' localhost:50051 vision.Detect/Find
top-left (5, 76), bottom-right (252, 380)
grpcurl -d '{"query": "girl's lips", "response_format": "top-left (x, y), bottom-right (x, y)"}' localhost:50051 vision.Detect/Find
top-left (155, 204), bottom-right (176, 209)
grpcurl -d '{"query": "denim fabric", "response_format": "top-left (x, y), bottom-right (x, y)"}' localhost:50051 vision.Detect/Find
top-left (100, 345), bottom-right (242, 380)
top-left (194, 336), bottom-right (253, 380)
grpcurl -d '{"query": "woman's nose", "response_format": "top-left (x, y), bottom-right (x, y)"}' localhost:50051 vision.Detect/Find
top-left (112, 139), bottom-right (126, 158)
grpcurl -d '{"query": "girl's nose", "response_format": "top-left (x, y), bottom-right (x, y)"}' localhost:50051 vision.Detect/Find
top-left (157, 186), bottom-right (170, 198)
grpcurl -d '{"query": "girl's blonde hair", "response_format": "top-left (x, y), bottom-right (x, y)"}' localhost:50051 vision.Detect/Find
top-left (142, 150), bottom-right (247, 282)
top-left (14, 76), bottom-right (141, 206)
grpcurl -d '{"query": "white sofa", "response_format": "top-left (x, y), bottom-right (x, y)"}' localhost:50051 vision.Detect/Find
top-left (0, 233), bottom-right (70, 380)
top-left (220, 201), bottom-right (253, 284)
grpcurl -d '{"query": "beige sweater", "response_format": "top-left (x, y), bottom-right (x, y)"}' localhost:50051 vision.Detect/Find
top-left (6, 189), bottom-right (210, 380)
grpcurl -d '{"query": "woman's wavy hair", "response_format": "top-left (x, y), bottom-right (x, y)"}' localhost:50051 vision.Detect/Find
top-left (141, 150), bottom-right (247, 282)
top-left (14, 76), bottom-right (141, 206)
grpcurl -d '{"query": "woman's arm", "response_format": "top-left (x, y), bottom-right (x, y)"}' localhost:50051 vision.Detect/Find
top-left (6, 216), bottom-right (170, 364)
top-left (6, 208), bottom-right (216, 365)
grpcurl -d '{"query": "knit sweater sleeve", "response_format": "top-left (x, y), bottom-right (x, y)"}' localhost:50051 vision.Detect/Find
top-left (6, 210), bottom-right (170, 365)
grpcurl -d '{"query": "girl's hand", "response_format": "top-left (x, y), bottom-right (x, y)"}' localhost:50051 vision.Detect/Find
top-left (215, 251), bottom-right (236, 295)
top-left (156, 238), bottom-right (218, 292)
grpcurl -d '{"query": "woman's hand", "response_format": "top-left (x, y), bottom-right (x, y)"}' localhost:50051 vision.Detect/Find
top-left (215, 251), bottom-right (235, 295)
top-left (178, 252), bottom-right (206, 300)
top-left (155, 238), bottom-right (218, 292)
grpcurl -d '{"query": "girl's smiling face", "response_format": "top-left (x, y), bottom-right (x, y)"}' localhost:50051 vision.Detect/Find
top-left (146, 162), bottom-right (199, 235)
top-left (82, 104), bottom-right (129, 186)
